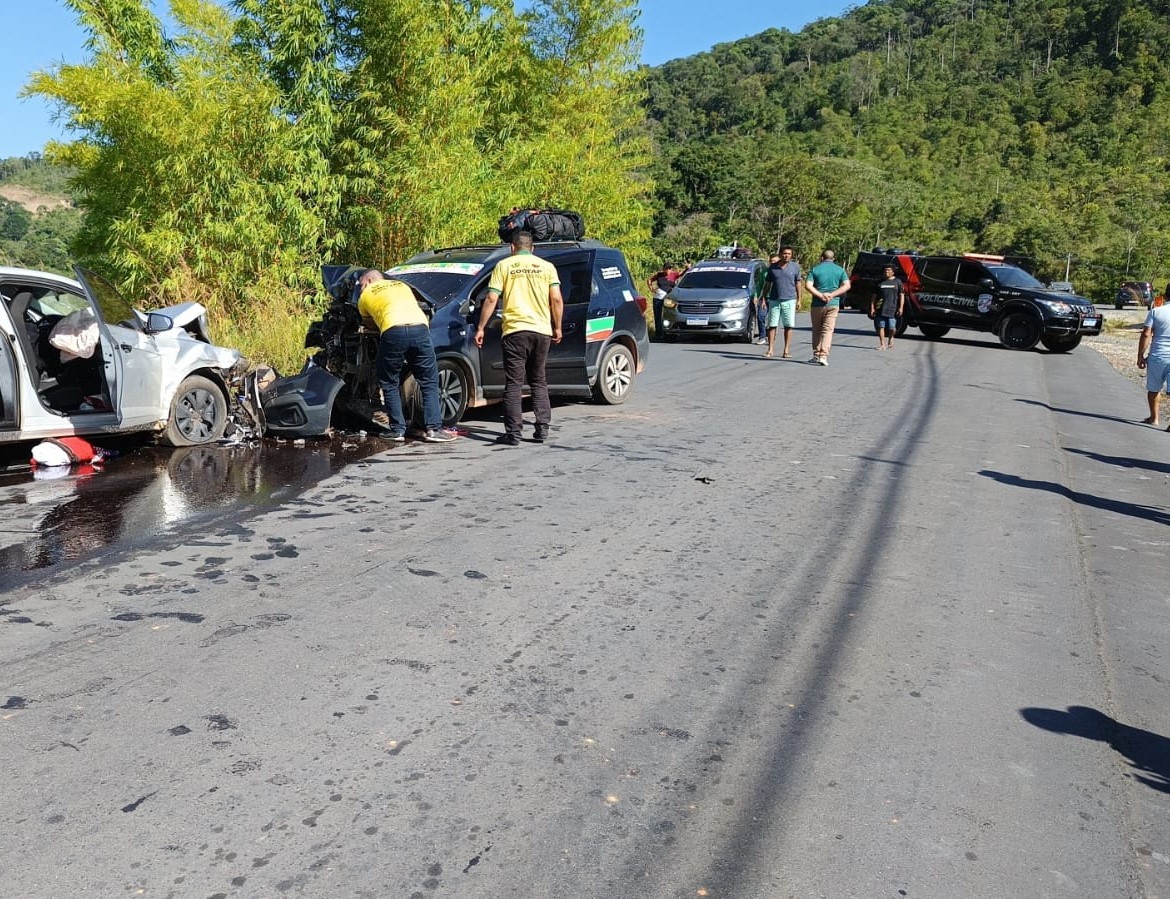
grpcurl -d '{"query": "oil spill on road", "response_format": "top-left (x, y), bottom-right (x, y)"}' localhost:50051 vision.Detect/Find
top-left (0, 435), bottom-right (395, 582)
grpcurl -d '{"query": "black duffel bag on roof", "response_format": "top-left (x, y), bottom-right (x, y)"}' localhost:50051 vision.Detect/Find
top-left (498, 208), bottom-right (585, 243)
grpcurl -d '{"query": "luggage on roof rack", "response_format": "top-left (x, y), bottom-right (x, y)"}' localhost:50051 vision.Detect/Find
top-left (498, 208), bottom-right (585, 243)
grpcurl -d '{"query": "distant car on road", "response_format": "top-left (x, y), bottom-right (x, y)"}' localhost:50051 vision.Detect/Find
top-left (1, 266), bottom-right (243, 446)
top-left (1115, 281), bottom-right (1153, 309)
top-left (659, 256), bottom-right (765, 342)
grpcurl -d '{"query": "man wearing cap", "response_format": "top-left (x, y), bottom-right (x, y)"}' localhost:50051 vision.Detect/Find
top-left (358, 270), bottom-right (456, 443)
top-left (475, 232), bottom-right (564, 445)
top-left (805, 249), bottom-right (850, 366)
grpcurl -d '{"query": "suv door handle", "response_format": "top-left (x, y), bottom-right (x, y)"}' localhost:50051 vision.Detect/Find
top-left (120, 344), bottom-right (133, 352)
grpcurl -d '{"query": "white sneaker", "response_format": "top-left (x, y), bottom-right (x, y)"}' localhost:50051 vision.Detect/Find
top-left (818, 357), bottom-right (829, 366)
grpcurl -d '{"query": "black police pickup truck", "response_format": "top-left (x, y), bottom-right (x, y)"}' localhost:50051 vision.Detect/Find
top-left (845, 250), bottom-right (1102, 352)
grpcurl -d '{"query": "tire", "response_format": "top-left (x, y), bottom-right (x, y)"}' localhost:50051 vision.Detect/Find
top-left (592, 342), bottom-right (636, 405)
top-left (162, 375), bottom-right (228, 446)
top-left (918, 324), bottom-right (950, 339)
top-left (1114, 302), bottom-right (1124, 310)
top-left (1040, 334), bottom-right (1082, 353)
top-left (435, 358), bottom-right (469, 426)
top-left (405, 358), bottom-right (470, 429)
top-left (999, 312), bottom-right (1042, 350)
top-left (895, 318), bottom-right (909, 337)
top-left (739, 313), bottom-right (755, 344)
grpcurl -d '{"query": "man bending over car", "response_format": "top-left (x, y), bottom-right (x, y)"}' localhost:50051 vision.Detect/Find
top-left (358, 270), bottom-right (456, 443)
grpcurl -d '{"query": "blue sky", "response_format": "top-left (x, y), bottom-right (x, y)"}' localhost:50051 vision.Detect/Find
top-left (1, 1), bottom-right (850, 159)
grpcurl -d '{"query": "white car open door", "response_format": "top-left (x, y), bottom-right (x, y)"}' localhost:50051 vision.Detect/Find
top-left (73, 267), bottom-right (164, 429)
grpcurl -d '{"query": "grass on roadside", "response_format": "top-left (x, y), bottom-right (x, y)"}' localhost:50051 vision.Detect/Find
top-left (215, 288), bottom-right (322, 375)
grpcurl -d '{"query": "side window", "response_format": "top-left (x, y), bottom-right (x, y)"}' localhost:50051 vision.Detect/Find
top-left (956, 262), bottom-right (987, 287)
top-left (922, 259), bottom-right (959, 284)
top-left (556, 261), bottom-right (594, 305)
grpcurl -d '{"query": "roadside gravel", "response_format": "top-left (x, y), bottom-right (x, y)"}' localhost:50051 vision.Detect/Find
top-left (1088, 309), bottom-right (1141, 383)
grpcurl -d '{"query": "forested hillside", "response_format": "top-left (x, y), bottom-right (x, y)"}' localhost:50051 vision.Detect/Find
top-left (0, 155), bottom-right (80, 275)
top-left (643, 0), bottom-right (1170, 297)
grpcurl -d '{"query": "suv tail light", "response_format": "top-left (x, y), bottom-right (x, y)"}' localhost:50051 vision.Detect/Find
top-left (634, 294), bottom-right (648, 314)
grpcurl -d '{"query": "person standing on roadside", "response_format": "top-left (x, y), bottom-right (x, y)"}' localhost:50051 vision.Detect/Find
top-left (761, 247), bottom-right (802, 358)
top-left (357, 270), bottom-right (456, 443)
top-left (1137, 292), bottom-right (1170, 428)
top-left (870, 264), bottom-right (905, 351)
top-left (805, 249), bottom-right (850, 366)
top-left (648, 263), bottom-right (677, 340)
top-left (475, 232), bottom-right (564, 445)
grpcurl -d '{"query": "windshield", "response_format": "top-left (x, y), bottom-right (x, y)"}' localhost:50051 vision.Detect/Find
top-left (677, 269), bottom-right (751, 291)
top-left (986, 264), bottom-right (1044, 290)
top-left (384, 261), bottom-right (484, 307)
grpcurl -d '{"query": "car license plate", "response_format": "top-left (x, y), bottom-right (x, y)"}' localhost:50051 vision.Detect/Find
top-left (686, 317), bottom-right (709, 326)
top-left (1082, 317), bottom-right (1099, 328)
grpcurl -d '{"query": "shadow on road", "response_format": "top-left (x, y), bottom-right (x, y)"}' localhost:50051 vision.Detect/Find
top-left (978, 470), bottom-right (1170, 525)
top-left (1020, 706), bottom-right (1170, 794)
top-left (1014, 397), bottom-right (1141, 426)
top-left (1064, 446), bottom-right (1170, 475)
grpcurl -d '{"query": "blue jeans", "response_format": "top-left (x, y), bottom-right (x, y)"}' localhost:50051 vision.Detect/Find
top-left (756, 300), bottom-right (767, 336)
top-left (376, 324), bottom-right (441, 433)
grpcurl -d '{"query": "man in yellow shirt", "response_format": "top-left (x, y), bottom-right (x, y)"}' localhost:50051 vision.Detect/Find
top-left (474, 232), bottom-right (564, 445)
top-left (358, 270), bottom-right (456, 443)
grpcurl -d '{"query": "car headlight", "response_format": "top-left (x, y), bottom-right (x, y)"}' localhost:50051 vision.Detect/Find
top-left (723, 298), bottom-right (750, 309)
top-left (664, 298), bottom-right (677, 309)
top-left (1039, 300), bottom-right (1072, 314)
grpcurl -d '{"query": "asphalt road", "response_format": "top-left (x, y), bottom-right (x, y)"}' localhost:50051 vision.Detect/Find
top-left (2, 312), bottom-right (1168, 899)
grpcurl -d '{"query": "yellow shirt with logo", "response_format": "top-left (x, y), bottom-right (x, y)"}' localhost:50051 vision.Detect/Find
top-left (357, 278), bottom-right (428, 333)
top-left (488, 251), bottom-right (560, 337)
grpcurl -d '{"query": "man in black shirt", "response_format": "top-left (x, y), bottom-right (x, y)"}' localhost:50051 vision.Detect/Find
top-left (870, 265), bottom-right (905, 350)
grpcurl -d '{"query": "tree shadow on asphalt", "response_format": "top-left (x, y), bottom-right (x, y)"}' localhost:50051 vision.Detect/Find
top-left (1020, 706), bottom-right (1170, 794)
top-left (978, 470), bottom-right (1170, 526)
top-left (1014, 397), bottom-right (1143, 426)
top-left (1064, 446), bottom-right (1170, 475)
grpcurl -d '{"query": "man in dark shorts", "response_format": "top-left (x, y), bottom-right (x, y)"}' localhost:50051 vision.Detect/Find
top-left (870, 264), bottom-right (905, 350)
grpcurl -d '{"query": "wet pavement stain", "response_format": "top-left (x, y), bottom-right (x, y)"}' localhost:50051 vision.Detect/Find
top-left (0, 436), bottom-right (395, 582)
top-left (121, 791), bottom-right (158, 813)
top-left (204, 714), bottom-right (238, 731)
top-left (2, 696), bottom-right (30, 709)
top-left (111, 611), bottom-right (206, 624)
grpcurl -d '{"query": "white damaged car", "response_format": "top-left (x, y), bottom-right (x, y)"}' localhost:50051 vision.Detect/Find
top-left (0, 266), bottom-right (243, 446)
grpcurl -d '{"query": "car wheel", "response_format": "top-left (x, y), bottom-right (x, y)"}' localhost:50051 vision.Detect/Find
top-left (999, 313), bottom-right (1041, 350)
top-left (739, 314), bottom-right (755, 344)
top-left (162, 375), bottom-right (228, 446)
top-left (404, 358), bottom-right (470, 429)
top-left (435, 358), bottom-right (469, 427)
top-left (1115, 301), bottom-right (1124, 310)
top-left (592, 342), bottom-right (635, 405)
top-left (895, 318), bottom-right (909, 337)
top-left (918, 324), bottom-right (950, 339)
top-left (1040, 334), bottom-right (1082, 353)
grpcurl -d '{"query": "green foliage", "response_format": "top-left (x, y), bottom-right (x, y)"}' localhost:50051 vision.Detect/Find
top-left (24, 0), bottom-right (653, 367)
top-left (0, 155), bottom-right (83, 273)
top-left (643, 0), bottom-right (1170, 299)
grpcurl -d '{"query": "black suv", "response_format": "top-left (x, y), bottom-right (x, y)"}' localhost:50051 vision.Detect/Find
top-left (1114, 281), bottom-right (1153, 309)
top-left (267, 240), bottom-right (650, 436)
top-left (846, 251), bottom-right (1102, 352)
